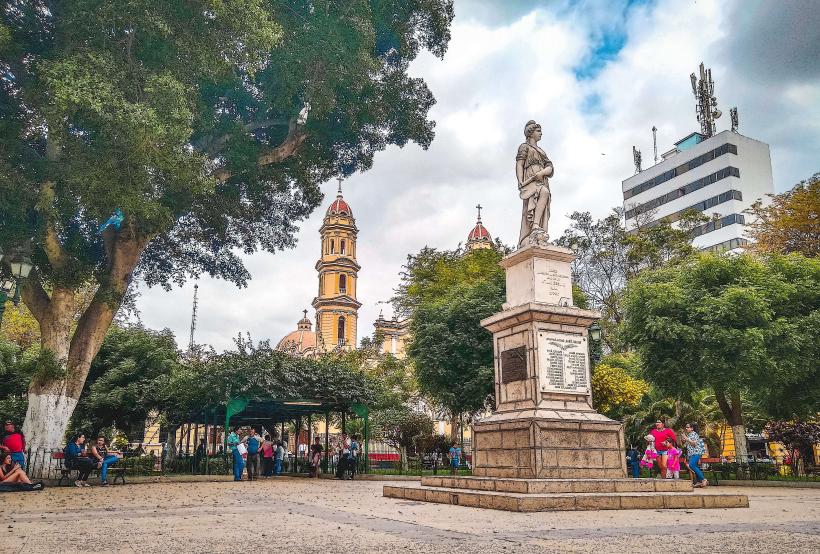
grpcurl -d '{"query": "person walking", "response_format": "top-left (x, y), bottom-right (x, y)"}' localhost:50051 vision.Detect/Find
top-left (650, 420), bottom-right (677, 479)
top-left (261, 434), bottom-right (274, 478)
top-left (683, 422), bottom-right (708, 487)
top-left (349, 435), bottom-right (360, 479)
top-left (63, 434), bottom-right (97, 487)
top-left (1, 421), bottom-right (27, 468)
top-left (448, 442), bottom-right (462, 476)
top-left (90, 435), bottom-right (121, 486)
top-left (309, 436), bottom-right (323, 478)
top-left (243, 428), bottom-right (261, 481)
top-left (227, 427), bottom-right (244, 481)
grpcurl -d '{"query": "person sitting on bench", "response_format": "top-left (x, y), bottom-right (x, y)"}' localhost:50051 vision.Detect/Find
top-left (64, 434), bottom-right (97, 487)
top-left (90, 435), bottom-right (121, 486)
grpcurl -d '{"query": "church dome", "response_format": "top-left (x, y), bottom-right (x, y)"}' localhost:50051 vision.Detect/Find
top-left (466, 205), bottom-right (492, 250)
top-left (276, 310), bottom-right (317, 356)
top-left (326, 179), bottom-right (353, 217)
top-left (327, 196), bottom-right (352, 216)
top-left (468, 221), bottom-right (490, 242)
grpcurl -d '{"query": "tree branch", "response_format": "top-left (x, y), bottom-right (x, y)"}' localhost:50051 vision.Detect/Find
top-left (193, 118), bottom-right (290, 156)
top-left (19, 270), bottom-right (51, 323)
top-left (212, 121), bottom-right (308, 182)
top-left (37, 181), bottom-right (69, 270)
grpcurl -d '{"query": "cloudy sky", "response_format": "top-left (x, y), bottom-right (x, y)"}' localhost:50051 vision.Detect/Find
top-left (136, 0), bottom-right (820, 351)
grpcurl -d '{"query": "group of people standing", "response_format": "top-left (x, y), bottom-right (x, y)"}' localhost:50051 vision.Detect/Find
top-left (225, 426), bottom-right (365, 482)
top-left (227, 427), bottom-right (287, 481)
top-left (627, 420), bottom-right (708, 487)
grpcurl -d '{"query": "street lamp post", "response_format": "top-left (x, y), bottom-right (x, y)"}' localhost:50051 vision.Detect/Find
top-left (588, 321), bottom-right (602, 366)
top-left (0, 247), bottom-right (34, 330)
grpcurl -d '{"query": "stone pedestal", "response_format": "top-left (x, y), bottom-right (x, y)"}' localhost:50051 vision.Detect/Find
top-left (472, 244), bottom-right (624, 479)
top-left (383, 243), bottom-right (747, 511)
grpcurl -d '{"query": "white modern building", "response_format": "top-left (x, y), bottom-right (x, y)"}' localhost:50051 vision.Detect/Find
top-left (622, 130), bottom-right (774, 252)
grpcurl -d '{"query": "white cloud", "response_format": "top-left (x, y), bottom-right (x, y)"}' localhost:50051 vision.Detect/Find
top-left (137, 0), bottom-right (820, 352)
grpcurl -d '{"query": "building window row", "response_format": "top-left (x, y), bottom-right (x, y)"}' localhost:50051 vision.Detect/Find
top-left (690, 213), bottom-right (746, 239)
top-left (701, 237), bottom-right (750, 253)
top-left (624, 142), bottom-right (737, 200)
top-left (630, 189), bottom-right (743, 232)
top-left (625, 166), bottom-right (740, 220)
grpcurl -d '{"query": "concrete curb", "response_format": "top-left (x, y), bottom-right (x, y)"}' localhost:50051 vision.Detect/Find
top-left (37, 472), bottom-right (423, 487)
top-left (713, 479), bottom-right (820, 489)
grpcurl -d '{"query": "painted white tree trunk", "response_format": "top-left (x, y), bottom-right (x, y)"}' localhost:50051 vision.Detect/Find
top-left (731, 424), bottom-right (749, 462)
top-left (22, 391), bottom-right (78, 478)
top-left (23, 391), bottom-right (77, 452)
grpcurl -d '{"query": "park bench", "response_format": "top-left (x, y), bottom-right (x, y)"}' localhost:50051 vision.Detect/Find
top-left (51, 452), bottom-right (127, 486)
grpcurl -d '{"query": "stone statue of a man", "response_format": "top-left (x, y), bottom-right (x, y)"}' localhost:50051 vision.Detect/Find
top-left (516, 120), bottom-right (553, 246)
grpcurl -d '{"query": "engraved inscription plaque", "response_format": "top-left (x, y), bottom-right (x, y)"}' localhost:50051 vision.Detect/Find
top-left (536, 331), bottom-right (590, 393)
top-left (500, 346), bottom-right (528, 383)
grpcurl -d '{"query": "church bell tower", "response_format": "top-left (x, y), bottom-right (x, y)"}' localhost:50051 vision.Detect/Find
top-left (312, 179), bottom-right (361, 351)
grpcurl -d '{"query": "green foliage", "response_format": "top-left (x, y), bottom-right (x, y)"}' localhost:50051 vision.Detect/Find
top-left (623, 253), bottom-right (820, 424)
top-left (1, 0), bottom-right (455, 289)
top-left (338, 341), bottom-right (417, 410)
top-left (0, 338), bottom-right (27, 423)
top-left (371, 407), bottom-right (434, 456)
top-left (401, 248), bottom-right (504, 418)
top-left (69, 325), bottom-right (181, 437)
top-left (165, 338), bottom-right (376, 420)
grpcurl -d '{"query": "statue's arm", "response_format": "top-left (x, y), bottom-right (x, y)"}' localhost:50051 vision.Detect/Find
top-left (516, 158), bottom-right (525, 187)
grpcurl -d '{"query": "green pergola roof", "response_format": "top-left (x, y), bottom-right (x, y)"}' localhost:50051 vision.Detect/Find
top-left (182, 398), bottom-right (368, 426)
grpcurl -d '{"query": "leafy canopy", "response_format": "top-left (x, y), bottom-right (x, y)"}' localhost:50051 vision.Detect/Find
top-left (400, 247), bottom-right (505, 417)
top-left (745, 172), bottom-right (819, 258)
top-left (0, 0), bottom-right (455, 289)
top-left (622, 252), bottom-right (820, 421)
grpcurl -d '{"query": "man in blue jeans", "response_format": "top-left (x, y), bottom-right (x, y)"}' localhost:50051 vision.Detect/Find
top-left (90, 435), bottom-right (121, 485)
top-left (274, 440), bottom-right (285, 476)
top-left (626, 446), bottom-right (641, 478)
top-left (227, 427), bottom-right (244, 481)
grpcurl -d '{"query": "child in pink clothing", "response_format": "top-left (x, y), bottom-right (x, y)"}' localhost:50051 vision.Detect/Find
top-left (640, 435), bottom-right (658, 470)
top-left (666, 444), bottom-right (682, 479)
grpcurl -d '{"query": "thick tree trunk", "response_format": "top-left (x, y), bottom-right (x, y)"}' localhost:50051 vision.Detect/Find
top-left (714, 388), bottom-right (749, 463)
top-left (21, 225), bottom-right (147, 464)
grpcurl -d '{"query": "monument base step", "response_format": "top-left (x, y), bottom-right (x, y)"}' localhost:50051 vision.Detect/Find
top-left (421, 476), bottom-right (693, 494)
top-left (383, 484), bottom-right (749, 512)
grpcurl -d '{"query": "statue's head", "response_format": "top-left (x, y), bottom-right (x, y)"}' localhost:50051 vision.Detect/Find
top-left (524, 120), bottom-right (541, 139)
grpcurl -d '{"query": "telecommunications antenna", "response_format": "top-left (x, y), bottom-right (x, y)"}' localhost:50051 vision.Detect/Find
top-left (730, 107), bottom-right (739, 133)
top-left (652, 126), bottom-right (658, 164)
top-left (690, 62), bottom-right (722, 137)
top-left (188, 283), bottom-right (199, 353)
top-left (632, 146), bottom-right (642, 174)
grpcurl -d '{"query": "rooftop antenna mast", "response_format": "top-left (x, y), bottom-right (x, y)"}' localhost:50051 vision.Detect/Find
top-left (188, 283), bottom-right (199, 353)
top-left (632, 145), bottom-right (642, 174)
top-left (730, 107), bottom-right (739, 133)
top-left (690, 62), bottom-right (722, 137)
top-left (652, 126), bottom-right (658, 164)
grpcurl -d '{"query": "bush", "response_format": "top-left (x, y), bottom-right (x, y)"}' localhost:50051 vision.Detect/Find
top-left (121, 455), bottom-right (156, 476)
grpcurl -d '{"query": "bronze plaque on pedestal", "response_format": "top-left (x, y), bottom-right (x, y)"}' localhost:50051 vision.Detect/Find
top-left (500, 346), bottom-right (527, 383)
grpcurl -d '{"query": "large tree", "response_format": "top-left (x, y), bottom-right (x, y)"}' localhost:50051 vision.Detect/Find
top-left (745, 171), bottom-right (819, 258)
top-left (398, 247), bottom-right (505, 437)
top-left (68, 325), bottom-right (180, 438)
top-left (0, 0), bottom-right (453, 451)
top-left (622, 253), bottom-right (820, 461)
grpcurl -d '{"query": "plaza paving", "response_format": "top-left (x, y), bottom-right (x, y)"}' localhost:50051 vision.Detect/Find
top-left (1, 478), bottom-right (818, 553)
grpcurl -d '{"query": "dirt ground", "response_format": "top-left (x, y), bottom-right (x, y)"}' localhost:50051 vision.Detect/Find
top-left (1, 478), bottom-right (818, 553)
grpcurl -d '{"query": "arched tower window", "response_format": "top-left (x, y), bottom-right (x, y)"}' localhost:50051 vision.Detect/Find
top-left (337, 316), bottom-right (346, 345)
top-left (339, 274), bottom-right (347, 294)
top-left (340, 239), bottom-right (346, 254)
top-left (330, 240), bottom-right (335, 254)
